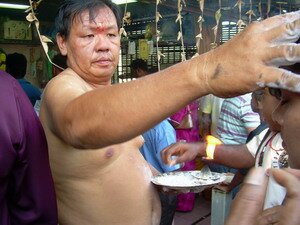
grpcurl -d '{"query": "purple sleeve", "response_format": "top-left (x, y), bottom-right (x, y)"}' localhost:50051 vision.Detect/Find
top-left (0, 72), bottom-right (57, 225)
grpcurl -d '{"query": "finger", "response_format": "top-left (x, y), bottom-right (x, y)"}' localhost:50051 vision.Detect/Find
top-left (257, 206), bottom-right (282, 225)
top-left (284, 168), bottom-right (300, 178)
top-left (260, 11), bottom-right (300, 32)
top-left (161, 144), bottom-right (177, 164)
top-left (260, 12), bottom-right (300, 43)
top-left (225, 167), bottom-right (268, 225)
top-left (162, 151), bottom-right (183, 166)
top-left (160, 149), bottom-right (170, 165)
top-left (257, 67), bottom-right (300, 93)
top-left (270, 169), bottom-right (300, 199)
top-left (266, 44), bottom-right (300, 66)
top-left (269, 169), bottom-right (300, 225)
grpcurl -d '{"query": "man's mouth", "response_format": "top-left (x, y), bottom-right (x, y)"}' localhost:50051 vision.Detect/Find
top-left (94, 59), bottom-right (112, 66)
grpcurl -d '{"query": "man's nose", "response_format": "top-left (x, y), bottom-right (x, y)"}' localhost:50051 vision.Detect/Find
top-left (94, 35), bottom-right (109, 52)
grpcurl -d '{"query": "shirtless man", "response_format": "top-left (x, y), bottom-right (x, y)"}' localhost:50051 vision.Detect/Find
top-left (39, 0), bottom-right (300, 224)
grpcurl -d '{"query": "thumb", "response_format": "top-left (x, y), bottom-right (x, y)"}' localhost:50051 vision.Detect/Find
top-left (225, 167), bottom-right (268, 225)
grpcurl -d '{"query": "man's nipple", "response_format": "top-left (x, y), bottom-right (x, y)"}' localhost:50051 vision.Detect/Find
top-left (105, 148), bottom-right (114, 158)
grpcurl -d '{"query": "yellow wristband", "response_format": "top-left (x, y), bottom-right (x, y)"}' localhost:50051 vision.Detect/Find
top-left (205, 135), bottom-right (222, 159)
top-left (206, 143), bottom-right (216, 159)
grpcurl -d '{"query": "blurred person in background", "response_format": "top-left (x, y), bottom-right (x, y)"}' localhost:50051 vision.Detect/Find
top-left (6, 52), bottom-right (41, 106)
top-left (34, 53), bottom-right (67, 116)
top-left (0, 70), bottom-right (57, 225)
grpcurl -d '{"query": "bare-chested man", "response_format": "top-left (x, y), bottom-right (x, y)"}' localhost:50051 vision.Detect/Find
top-left (39, 0), bottom-right (300, 224)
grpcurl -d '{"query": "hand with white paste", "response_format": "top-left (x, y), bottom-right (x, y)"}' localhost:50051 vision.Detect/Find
top-left (192, 11), bottom-right (300, 97)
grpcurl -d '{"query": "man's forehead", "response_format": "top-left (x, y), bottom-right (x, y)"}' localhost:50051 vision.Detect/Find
top-left (74, 7), bottom-right (117, 28)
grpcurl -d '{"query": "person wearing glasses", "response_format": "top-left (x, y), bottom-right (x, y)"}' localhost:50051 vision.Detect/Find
top-left (226, 61), bottom-right (300, 225)
top-left (161, 87), bottom-right (286, 208)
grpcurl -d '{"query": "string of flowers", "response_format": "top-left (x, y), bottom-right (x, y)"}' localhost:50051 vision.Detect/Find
top-left (277, 1), bottom-right (287, 15)
top-left (119, 1), bottom-right (131, 38)
top-left (176, 0), bottom-right (186, 61)
top-left (155, 0), bottom-right (164, 71)
top-left (266, 0), bottom-right (271, 18)
top-left (278, 2), bottom-right (282, 15)
top-left (235, 0), bottom-right (246, 33)
top-left (246, 0), bottom-right (256, 23)
top-left (211, 0), bottom-right (221, 49)
top-left (258, 0), bottom-right (271, 20)
top-left (258, 0), bottom-right (262, 20)
top-left (196, 0), bottom-right (205, 53)
top-left (26, 0), bottom-right (64, 71)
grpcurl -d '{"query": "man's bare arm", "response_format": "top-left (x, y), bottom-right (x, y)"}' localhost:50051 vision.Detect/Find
top-left (161, 142), bottom-right (255, 169)
top-left (208, 144), bottom-right (255, 169)
top-left (45, 12), bottom-right (300, 149)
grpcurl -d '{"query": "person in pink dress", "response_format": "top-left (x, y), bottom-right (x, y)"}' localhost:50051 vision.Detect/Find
top-left (169, 100), bottom-right (201, 212)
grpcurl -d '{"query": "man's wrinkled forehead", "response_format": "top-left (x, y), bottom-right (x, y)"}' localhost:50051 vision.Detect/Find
top-left (73, 7), bottom-right (117, 29)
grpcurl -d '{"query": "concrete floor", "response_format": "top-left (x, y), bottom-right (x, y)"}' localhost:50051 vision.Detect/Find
top-left (174, 194), bottom-right (211, 225)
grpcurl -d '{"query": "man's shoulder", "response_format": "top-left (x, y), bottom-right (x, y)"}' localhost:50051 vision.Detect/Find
top-left (44, 69), bottom-right (89, 99)
top-left (48, 68), bottom-right (91, 90)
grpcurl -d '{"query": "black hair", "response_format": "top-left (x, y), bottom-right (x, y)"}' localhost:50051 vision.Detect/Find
top-left (52, 54), bottom-right (67, 69)
top-left (6, 53), bottom-right (27, 79)
top-left (284, 62), bottom-right (300, 74)
top-left (130, 59), bottom-right (148, 72)
top-left (252, 90), bottom-right (264, 102)
top-left (55, 0), bottom-right (121, 39)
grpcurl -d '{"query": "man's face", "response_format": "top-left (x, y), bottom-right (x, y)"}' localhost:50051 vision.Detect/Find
top-left (58, 6), bottom-right (120, 85)
top-left (273, 90), bottom-right (300, 169)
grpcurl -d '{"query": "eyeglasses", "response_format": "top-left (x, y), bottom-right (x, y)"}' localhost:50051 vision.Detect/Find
top-left (268, 87), bottom-right (282, 100)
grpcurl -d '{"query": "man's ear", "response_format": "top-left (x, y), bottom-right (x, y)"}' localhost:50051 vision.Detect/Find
top-left (257, 100), bottom-right (263, 110)
top-left (56, 33), bottom-right (67, 56)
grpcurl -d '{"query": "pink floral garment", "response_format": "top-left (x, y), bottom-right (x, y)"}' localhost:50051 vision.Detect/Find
top-left (170, 100), bottom-right (201, 212)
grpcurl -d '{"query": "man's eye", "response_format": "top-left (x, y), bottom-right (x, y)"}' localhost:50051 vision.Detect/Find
top-left (86, 34), bottom-right (94, 38)
top-left (279, 95), bottom-right (289, 106)
top-left (108, 33), bottom-right (116, 37)
top-left (268, 88), bottom-right (282, 100)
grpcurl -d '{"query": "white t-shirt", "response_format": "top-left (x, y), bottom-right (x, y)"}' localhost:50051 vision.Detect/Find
top-left (246, 128), bottom-right (268, 157)
top-left (253, 132), bottom-right (288, 209)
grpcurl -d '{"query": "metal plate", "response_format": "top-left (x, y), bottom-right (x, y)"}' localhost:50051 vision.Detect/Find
top-left (151, 170), bottom-right (226, 193)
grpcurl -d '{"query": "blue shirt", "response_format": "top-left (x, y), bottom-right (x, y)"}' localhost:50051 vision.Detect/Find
top-left (18, 79), bottom-right (41, 106)
top-left (140, 119), bottom-right (180, 173)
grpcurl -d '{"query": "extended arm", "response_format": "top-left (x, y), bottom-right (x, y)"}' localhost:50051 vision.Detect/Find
top-left (44, 12), bottom-right (300, 149)
top-left (161, 142), bottom-right (255, 169)
top-left (206, 144), bottom-right (255, 169)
